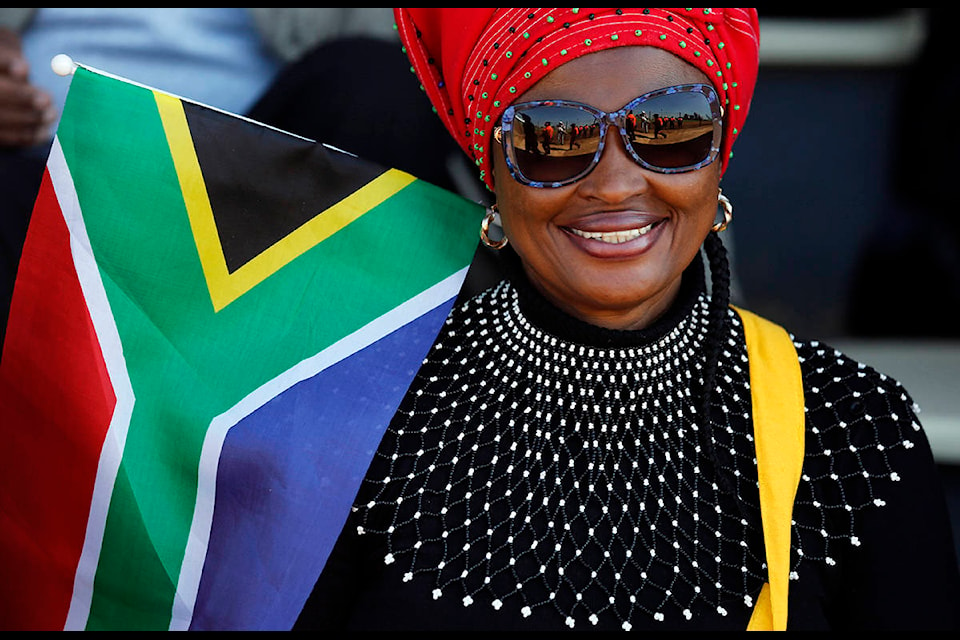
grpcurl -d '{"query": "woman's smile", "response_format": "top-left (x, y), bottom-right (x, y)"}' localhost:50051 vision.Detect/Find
top-left (567, 222), bottom-right (657, 244)
top-left (562, 213), bottom-right (667, 258)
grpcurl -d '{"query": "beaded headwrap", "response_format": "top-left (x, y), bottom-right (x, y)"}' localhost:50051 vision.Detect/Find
top-left (394, 8), bottom-right (760, 191)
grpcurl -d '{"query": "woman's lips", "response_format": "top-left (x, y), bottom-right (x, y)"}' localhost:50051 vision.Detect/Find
top-left (561, 216), bottom-right (666, 257)
top-left (567, 220), bottom-right (657, 244)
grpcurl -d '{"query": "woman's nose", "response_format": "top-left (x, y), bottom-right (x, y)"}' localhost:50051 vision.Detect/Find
top-left (577, 125), bottom-right (651, 201)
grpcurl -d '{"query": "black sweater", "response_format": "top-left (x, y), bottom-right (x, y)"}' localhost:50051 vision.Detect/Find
top-left (296, 252), bottom-right (960, 631)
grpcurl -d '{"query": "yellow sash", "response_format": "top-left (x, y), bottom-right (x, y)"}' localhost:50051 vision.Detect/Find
top-left (733, 307), bottom-right (806, 631)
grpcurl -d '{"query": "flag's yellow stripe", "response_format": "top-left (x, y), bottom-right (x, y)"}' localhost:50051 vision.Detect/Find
top-left (153, 92), bottom-right (416, 312)
top-left (154, 93), bottom-right (228, 308)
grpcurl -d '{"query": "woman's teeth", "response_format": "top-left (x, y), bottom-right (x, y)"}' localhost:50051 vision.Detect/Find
top-left (569, 222), bottom-right (655, 244)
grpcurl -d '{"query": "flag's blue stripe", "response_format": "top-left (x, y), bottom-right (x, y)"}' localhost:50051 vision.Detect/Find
top-left (188, 299), bottom-right (454, 630)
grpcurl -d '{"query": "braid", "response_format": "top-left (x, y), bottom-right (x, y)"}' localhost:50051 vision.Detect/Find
top-left (697, 231), bottom-right (737, 496)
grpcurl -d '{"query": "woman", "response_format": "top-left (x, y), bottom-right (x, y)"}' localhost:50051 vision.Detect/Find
top-left (295, 8), bottom-right (960, 630)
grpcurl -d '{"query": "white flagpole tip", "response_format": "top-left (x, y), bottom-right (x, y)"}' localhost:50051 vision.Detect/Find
top-left (51, 54), bottom-right (76, 77)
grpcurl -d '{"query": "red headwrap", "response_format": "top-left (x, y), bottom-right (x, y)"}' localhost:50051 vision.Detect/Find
top-left (394, 8), bottom-right (760, 191)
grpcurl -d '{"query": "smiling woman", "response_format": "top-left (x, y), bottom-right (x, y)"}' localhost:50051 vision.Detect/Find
top-left (293, 8), bottom-right (960, 631)
top-left (491, 47), bottom-right (721, 330)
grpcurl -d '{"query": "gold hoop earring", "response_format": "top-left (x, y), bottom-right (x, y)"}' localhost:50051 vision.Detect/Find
top-left (712, 189), bottom-right (733, 233)
top-left (480, 204), bottom-right (508, 249)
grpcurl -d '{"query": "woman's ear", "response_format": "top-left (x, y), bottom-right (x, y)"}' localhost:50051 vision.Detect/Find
top-left (487, 145), bottom-right (497, 193)
top-left (488, 138), bottom-right (503, 192)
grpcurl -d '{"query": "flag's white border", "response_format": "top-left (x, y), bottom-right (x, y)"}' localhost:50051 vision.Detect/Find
top-left (46, 137), bottom-right (138, 631)
top-left (169, 268), bottom-right (467, 630)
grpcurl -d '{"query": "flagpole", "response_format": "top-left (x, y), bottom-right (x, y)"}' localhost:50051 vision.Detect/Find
top-left (52, 53), bottom-right (77, 77)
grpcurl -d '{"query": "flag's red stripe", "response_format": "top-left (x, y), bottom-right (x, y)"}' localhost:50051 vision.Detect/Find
top-left (0, 169), bottom-right (117, 630)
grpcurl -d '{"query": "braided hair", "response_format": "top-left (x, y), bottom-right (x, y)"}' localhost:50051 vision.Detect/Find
top-left (696, 229), bottom-right (740, 498)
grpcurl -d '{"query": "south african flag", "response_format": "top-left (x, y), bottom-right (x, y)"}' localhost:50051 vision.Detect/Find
top-left (0, 65), bottom-right (482, 630)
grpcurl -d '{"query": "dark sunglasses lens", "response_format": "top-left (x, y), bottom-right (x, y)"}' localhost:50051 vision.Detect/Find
top-left (510, 105), bottom-right (600, 183)
top-left (627, 90), bottom-right (716, 169)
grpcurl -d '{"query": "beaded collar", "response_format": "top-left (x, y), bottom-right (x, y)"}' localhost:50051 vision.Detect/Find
top-left (351, 253), bottom-right (768, 629)
top-left (332, 246), bottom-right (928, 631)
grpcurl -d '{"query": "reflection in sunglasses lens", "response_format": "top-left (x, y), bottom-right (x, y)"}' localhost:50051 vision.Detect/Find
top-left (512, 106), bottom-right (598, 183)
top-left (509, 89), bottom-right (715, 183)
top-left (628, 91), bottom-right (714, 169)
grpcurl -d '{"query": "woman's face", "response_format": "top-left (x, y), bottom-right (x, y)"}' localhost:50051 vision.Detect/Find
top-left (492, 46), bottom-right (722, 330)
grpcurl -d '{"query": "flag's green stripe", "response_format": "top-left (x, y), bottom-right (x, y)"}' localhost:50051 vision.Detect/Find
top-left (58, 68), bottom-right (480, 629)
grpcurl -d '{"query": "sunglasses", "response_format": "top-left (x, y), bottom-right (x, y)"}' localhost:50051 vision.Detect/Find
top-left (493, 83), bottom-right (722, 188)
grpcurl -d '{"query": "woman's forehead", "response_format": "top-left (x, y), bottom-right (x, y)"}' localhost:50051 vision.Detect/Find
top-left (519, 46), bottom-right (711, 107)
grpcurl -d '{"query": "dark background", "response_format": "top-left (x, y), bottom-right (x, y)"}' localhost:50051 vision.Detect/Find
top-left (720, 9), bottom-right (960, 566)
